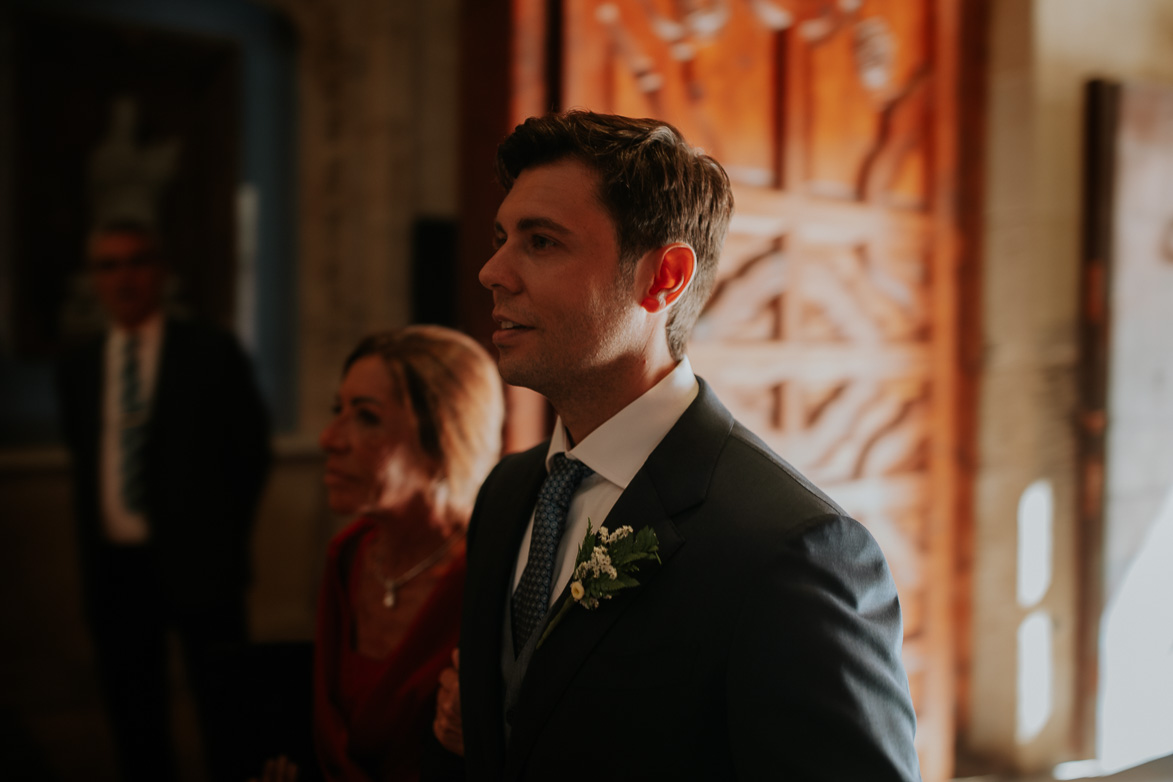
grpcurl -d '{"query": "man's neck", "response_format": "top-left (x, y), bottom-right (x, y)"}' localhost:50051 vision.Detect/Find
top-left (112, 308), bottom-right (163, 335)
top-left (552, 356), bottom-right (679, 445)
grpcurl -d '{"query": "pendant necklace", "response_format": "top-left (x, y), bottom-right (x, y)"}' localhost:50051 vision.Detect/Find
top-left (382, 532), bottom-right (462, 608)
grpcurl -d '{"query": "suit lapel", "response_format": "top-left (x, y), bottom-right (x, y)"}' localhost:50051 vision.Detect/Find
top-left (503, 380), bottom-right (734, 777)
top-left (148, 318), bottom-right (177, 433)
top-left (503, 474), bottom-right (683, 778)
top-left (81, 338), bottom-right (105, 441)
top-left (475, 450), bottom-right (546, 650)
top-left (136, 318), bottom-right (178, 510)
top-left (462, 445), bottom-right (547, 776)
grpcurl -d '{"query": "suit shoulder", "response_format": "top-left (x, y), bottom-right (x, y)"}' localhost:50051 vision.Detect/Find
top-left (55, 336), bottom-right (104, 402)
top-left (165, 316), bottom-right (245, 354)
top-left (466, 442), bottom-right (547, 551)
top-left (57, 333), bottom-right (103, 369)
top-left (473, 442), bottom-right (546, 507)
top-left (484, 441), bottom-right (546, 482)
top-left (717, 420), bottom-right (846, 519)
top-left (163, 318), bottom-right (259, 385)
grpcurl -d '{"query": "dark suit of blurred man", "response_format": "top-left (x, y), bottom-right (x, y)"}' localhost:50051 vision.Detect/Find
top-left (57, 222), bottom-right (272, 782)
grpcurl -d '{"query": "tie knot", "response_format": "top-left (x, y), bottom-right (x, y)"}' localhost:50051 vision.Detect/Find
top-left (547, 453), bottom-right (593, 497)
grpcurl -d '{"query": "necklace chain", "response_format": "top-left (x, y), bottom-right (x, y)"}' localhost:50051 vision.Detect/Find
top-left (381, 532), bottom-right (462, 609)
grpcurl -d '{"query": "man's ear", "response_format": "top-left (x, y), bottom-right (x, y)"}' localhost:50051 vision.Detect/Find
top-left (640, 243), bottom-right (696, 313)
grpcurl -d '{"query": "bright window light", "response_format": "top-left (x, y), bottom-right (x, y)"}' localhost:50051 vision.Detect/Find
top-left (1017, 609), bottom-right (1053, 743)
top-left (1097, 486), bottom-right (1173, 773)
top-left (1052, 759), bottom-right (1106, 779)
top-left (1017, 479), bottom-right (1053, 608)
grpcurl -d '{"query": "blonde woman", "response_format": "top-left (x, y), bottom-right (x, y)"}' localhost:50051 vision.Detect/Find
top-left (268, 326), bottom-right (502, 782)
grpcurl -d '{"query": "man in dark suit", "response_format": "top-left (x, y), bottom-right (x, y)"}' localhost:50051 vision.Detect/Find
top-left (56, 221), bottom-right (272, 782)
top-left (433, 111), bottom-right (921, 780)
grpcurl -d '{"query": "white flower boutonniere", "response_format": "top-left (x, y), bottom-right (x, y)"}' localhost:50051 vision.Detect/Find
top-left (537, 520), bottom-right (661, 648)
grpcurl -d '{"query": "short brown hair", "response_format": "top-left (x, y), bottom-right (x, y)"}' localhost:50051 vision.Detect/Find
top-left (343, 325), bottom-right (504, 527)
top-left (496, 110), bottom-right (734, 360)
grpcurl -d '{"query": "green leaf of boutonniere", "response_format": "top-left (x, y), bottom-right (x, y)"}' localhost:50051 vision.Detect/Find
top-left (536, 520), bottom-right (661, 649)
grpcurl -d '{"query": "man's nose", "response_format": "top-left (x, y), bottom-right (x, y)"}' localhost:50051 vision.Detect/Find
top-left (478, 246), bottom-right (517, 292)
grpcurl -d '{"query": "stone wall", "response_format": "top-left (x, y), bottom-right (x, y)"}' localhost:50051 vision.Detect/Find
top-left (268, 0), bottom-right (460, 437)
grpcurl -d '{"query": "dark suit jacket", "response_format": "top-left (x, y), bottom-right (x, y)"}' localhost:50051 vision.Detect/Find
top-left (459, 379), bottom-right (920, 781)
top-left (57, 317), bottom-right (272, 614)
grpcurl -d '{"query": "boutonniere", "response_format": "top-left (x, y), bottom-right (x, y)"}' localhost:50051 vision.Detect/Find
top-left (537, 520), bottom-right (661, 648)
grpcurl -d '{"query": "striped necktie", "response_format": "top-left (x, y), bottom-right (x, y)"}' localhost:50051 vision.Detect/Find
top-left (511, 453), bottom-right (594, 654)
top-left (119, 333), bottom-right (147, 514)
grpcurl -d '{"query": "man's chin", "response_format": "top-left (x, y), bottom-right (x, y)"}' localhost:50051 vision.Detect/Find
top-left (496, 355), bottom-right (543, 393)
top-left (111, 304), bottom-right (160, 329)
top-left (496, 364), bottom-right (527, 389)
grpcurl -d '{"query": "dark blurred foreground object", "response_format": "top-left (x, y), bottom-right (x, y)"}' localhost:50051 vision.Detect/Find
top-left (208, 641), bottom-right (318, 782)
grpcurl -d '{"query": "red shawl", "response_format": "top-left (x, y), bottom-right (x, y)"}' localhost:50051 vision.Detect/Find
top-left (314, 516), bottom-right (465, 782)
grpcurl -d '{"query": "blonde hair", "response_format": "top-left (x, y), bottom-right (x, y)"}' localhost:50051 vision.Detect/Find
top-left (343, 325), bottom-right (504, 527)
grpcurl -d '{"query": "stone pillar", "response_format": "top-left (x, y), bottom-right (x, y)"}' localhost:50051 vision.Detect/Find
top-left (267, 0), bottom-right (458, 436)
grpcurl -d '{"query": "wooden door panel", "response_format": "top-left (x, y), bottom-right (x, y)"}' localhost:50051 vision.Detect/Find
top-left (565, 0), bottom-right (780, 179)
top-left (561, 2), bottom-right (957, 779)
top-left (800, 0), bottom-right (931, 204)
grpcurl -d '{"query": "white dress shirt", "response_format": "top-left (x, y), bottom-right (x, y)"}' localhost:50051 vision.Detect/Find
top-left (509, 357), bottom-right (700, 609)
top-left (99, 313), bottom-right (163, 543)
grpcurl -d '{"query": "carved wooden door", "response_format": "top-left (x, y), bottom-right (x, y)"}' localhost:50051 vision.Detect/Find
top-left (560, 1), bottom-right (959, 779)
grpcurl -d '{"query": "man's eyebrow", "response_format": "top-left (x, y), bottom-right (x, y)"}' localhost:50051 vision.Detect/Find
top-left (514, 216), bottom-right (574, 235)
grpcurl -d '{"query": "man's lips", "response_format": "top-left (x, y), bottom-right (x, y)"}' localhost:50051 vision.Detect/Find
top-left (491, 309), bottom-right (532, 328)
top-left (491, 314), bottom-right (534, 344)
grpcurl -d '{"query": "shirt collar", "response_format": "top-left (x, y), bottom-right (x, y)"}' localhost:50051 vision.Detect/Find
top-left (109, 310), bottom-right (164, 345)
top-left (546, 356), bottom-right (699, 489)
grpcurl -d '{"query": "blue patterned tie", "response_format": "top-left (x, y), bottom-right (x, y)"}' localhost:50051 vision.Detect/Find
top-left (119, 333), bottom-right (147, 513)
top-left (511, 453), bottom-right (593, 654)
